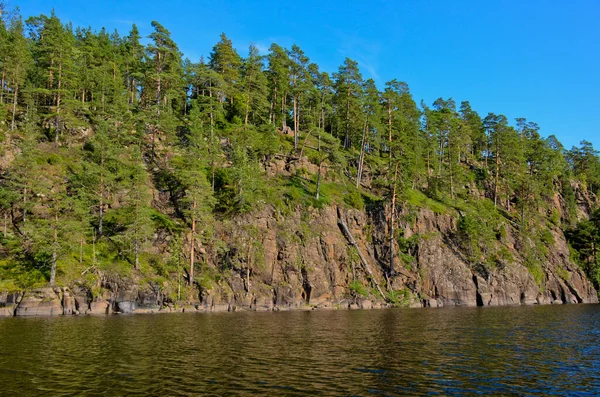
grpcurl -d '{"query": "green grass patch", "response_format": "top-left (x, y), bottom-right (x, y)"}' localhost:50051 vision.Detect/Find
top-left (387, 288), bottom-right (413, 307)
top-left (405, 189), bottom-right (449, 214)
top-left (348, 280), bottom-right (370, 298)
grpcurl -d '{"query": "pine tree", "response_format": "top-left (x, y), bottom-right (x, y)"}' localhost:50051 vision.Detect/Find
top-left (187, 60), bottom-right (226, 189)
top-left (121, 149), bottom-right (154, 270)
top-left (424, 98), bottom-right (465, 198)
top-left (174, 104), bottom-right (215, 285)
top-left (0, 3), bottom-right (8, 110)
top-left (308, 64), bottom-right (333, 131)
top-left (383, 80), bottom-right (421, 273)
top-left (484, 113), bottom-right (524, 209)
top-left (383, 80), bottom-right (421, 191)
top-left (287, 44), bottom-right (311, 151)
top-left (567, 141), bottom-right (600, 193)
top-left (459, 101), bottom-right (485, 162)
top-left (124, 24), bottom-right (144, 107)
top-left (356, 78), bottom-right (381, 187)
top-left (4, 12), bottom-right (32, 130)
top-left (27, 12), bottom-right (77, 144)
top-left (241, 44), bottom-right (269, 126)
top-left (78, 121), bottom-right (123, 238)
top-left (333, 58), bottom-right (363, 149)
top-left (266, 43), bottom-right (290, 128)
top-left (209, 33), bottom-right (241, 106)
top-left (144, 21), bottom-right (184, 159)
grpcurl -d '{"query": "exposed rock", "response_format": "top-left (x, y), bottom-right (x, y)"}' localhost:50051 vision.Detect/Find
top-left (0, 291), bottom-right (21, 317)
top-left (211, 304), bottom-right (230, 312)
top-left (417, 234), bottom-right (478, 307)
top-left (2, 199), bottom-right (598, 316)
top-left (360, 300), bottom-right (372, 310)
top-left (61, 288), bottom-right (76, 315)
top-left (116, 301), bottom-right (137, 314)
top-left (0, 307), bottom-right (14, 317)
top-left (88, 300), bottom-right (111, 315)
top-left (15, 289), bottom-right (63, 317)
top-left (199, 204), bottom-right (597, 311)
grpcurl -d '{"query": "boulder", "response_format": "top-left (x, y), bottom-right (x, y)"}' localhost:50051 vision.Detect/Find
top-left (0, 291), bottom-right (21, 317)
top-left (88, 300), bottom-right (111, 315)
top-left (359, 299), bottom-right (372, 310)
top-left (15, 288), bottom-right (63, 317)
top-left (62, 288), bottom-right (76, 315)
top-left (116, 301), bottom-right (137, 314)
top-left (211, 303), bottom-right (230, 312)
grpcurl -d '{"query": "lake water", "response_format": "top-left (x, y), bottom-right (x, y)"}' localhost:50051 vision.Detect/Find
top-left (0, 305), bottom-right (599, 396)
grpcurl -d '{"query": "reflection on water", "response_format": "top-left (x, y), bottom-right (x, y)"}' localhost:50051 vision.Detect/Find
top-left (1, 305), bottom-right (599, 396)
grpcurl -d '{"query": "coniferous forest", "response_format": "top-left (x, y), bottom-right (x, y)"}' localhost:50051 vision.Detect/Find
top-left (1, 7), bottom-right (600, 307)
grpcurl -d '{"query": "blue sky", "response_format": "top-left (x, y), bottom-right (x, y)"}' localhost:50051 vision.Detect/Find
top-left (13, 0), bottom-right (600, 150)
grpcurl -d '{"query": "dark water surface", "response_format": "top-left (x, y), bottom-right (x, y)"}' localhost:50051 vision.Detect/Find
top-left (1, 305), bottom-right (599, 396)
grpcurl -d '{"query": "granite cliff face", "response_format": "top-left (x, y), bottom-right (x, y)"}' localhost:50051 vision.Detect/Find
top-left (2, 201), bottom-right (597, 316)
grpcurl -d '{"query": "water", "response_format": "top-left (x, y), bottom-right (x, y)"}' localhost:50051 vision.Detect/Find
top-left (0, 305), bottom-right (599, 396)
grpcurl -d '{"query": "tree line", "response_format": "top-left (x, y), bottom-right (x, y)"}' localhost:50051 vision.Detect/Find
top-left (1, 7), bottom-right (599, 292)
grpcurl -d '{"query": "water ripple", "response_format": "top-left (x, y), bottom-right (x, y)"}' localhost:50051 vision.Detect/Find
top-left (0, 305), bottom-right (599, 395)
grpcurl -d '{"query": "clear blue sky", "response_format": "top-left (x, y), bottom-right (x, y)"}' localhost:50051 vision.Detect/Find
top-left (13, 0), bottom-right (600, 150)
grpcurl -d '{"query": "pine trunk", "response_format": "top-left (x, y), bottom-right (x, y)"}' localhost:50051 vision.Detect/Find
top-left (92, 230), bottom-right (96, 266)
top-left (389, 162), bottom-right (399, 274)
top-left (388, 98), bottom-right (393, 157)
top-left (156, 52), bottom-right (162, 109)
top-left (281, 95), bottom-right (286, 129)
top-left (189, 196), bottom-right (196, 286)
top-left (321, 97), bottom-right (325, 131)
top-left (10, 80), bottom-right (18, 131)
top-left (438, 136), bottom-right (443, 177)
top-left (426, 151), bottom-right (431, 189)
top-left (494, 149), bottom-right (500, 207)
top-left (269, 87), bottom-right (277, 124)
top-left (293, 96), bottom-right (298, 151)
top-left (244, 96), bottom-right (250, 125)
top-left (55, 61), bottom-right (62, 145)
top-left (98, 175), bottom-right (104, 236)
top-left (0, 66), bottom-right (5, 104)
top-left (134, 201), bottom-right (139, 270)
top-left (316, 134), bottom-right (322, 200)
top-left (345, 87), bottom-right (350, 149)
top-left (50, 211), bottom-right (58, 286)
top-left (356, 120), bottom-right (368, 188)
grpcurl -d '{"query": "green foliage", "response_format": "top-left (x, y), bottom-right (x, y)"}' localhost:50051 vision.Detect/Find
top-left (523, 250), bottom-right (545, 287)
top-left (0, 4), bottom-right (597, 295)
top-left (396, 232), bottom-right (419, 269)
top-left (566, 210), bottom-right (600, 290)
top-left (405, 189), bottom-right (448, 214)
top-left (561, 181), bottom-right (578, 226)
top-left (539, 228), bottom-right (554, 246)
top-left (456, 199), bottom-right (504, 267)
top-left (348, 280), bottom-right (369, 298)
top-left (344, 190), bottom-right (364, 210)
top-left (387, 288), bottom-right (412, 307)
top-left (566, 140), bottom-right (600, 194)
top-left (549, 209), bottom-right (561, 226)
top-left (556, 266), bottom-right (570, 282)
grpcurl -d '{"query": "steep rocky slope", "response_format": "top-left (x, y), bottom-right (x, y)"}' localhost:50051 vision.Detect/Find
top-left (2, 200), bottom-right (596, 316)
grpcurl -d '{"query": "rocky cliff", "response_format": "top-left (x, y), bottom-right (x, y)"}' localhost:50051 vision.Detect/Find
top-left (2, 201), bottom-right (597, 317)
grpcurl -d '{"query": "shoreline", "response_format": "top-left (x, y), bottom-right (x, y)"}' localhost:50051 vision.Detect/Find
top-left (2, 291), bottom-right (598, 318)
